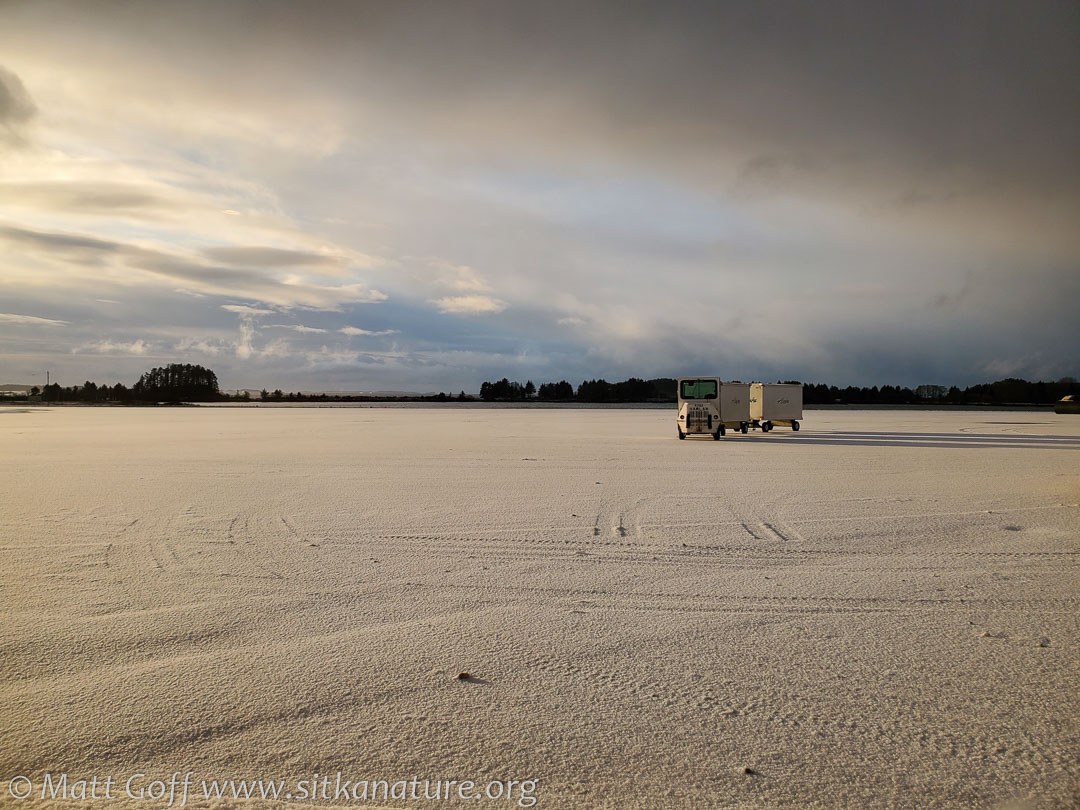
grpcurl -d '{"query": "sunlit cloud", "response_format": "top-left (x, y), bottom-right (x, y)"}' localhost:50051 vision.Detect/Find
top-left (0, 224), bottom-right (388, 311)
top-left (425, 260), bottom-right (494, 293)
top-left (0, 181), bottom-right (169, 214)
top-left (260, 338), bottom-right (292, 358)
top-left (338, 326), bottom-right (397, 336)
top-left (73, 339), bottom-right (151, 355)
top-left (268, 323), bottom-right (327, 334)
top-left (434, 295), bottom-right (508, 315)
top-left (204, 246), bottom-right (336, 267)
top-left (0, 312), bottom-right (67, 326)
top-left (235, 320), bottom-right (255, 360)
top-left (202, 245), bottom-right (374, 275)
top-left (222, 304), bottom-right (274, 317)
top-left (304, 347), bottom-right (363, 368)
top-left (175, 337), bottom-right (224, 356)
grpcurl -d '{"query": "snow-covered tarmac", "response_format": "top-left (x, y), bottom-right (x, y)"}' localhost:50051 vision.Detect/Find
top-left (2, 407), bottom-right (1078, 808)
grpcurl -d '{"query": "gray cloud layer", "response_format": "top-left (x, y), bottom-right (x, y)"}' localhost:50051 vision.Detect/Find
top-left (99, 1), bottom-right (1076, 195)
top-left (0, 2), bottom-right (1077, 389)
top-left (202, 246), bottom-right (344, 269)
top-left (0, 224), bottom-right (386, 309)
top-left (0, 181), bottom-right (167, 213)
top-left (0, 64), bottom-right (36, 144)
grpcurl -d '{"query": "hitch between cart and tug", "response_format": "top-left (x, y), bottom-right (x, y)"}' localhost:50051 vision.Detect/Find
top-left (677, 379), bottom-right (803, 440)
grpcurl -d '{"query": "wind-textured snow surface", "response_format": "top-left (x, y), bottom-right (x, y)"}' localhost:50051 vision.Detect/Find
top-left (2, 407), bottom-right (1078, 809)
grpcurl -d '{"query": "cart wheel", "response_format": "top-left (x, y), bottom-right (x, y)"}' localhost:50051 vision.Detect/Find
top-left (741, 422), bottom-right (749, 434)
top-left (792, 420), bottom-right (800, 431)
top-left (678, 427), bottom-right (685, 440)
top-left (764, 421), bottom-right (773, 432)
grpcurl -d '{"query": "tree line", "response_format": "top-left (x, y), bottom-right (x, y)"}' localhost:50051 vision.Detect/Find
top-left (28, 363), bottom-right (222, 403)
top-left (800, 378), bottom-right (1078, 406)
top-left (480, 377), bottom-right (676, 402)
top-left (478, 376), bottom-right (1079, 405)
top-left (256, 389), bottom-right (473, 403)
top-left (14, 364), bottom-right (1078, 406)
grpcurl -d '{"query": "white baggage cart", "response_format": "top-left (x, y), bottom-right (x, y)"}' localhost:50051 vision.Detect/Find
top-left (750, 383), bottom-right (803, 432)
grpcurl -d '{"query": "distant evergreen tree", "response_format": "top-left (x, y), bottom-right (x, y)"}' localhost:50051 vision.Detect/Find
top-left (132, 363), bottom-right (220, 402)
top-left (537, 381), bottom-right (574, 400)
top-left (647, 378), bottom-right (678, 401)
top-left (479, 377), bottom-right (524, 400)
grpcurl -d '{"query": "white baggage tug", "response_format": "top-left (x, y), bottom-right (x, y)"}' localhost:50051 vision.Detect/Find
top-left (676, 378), bottom-right (752, 440)
top-left (750, 382), bottom-right (803, 432)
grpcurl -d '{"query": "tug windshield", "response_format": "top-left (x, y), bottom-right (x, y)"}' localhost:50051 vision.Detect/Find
top-left (680, 379), bottom-right (718, 400)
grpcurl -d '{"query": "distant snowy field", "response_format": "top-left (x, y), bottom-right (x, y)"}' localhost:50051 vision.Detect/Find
top-left (2, 407), bottom-right (1078, 808)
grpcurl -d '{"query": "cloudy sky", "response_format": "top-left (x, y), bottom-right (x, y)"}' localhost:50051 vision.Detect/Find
top-left (1, 1), bottom-right (1077, 392)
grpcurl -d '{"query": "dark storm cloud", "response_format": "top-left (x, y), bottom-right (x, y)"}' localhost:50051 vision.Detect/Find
top-left (260, 1), bottom-right (1079, 199)
top-left (17, 2), bottom-right (1080, 172)
top-left (20, 0), bottom-right (1075, 240)
top-left (0, 65), bottom-right (36, 143)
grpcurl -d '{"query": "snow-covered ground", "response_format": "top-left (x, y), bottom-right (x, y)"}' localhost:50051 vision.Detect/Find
top-left (2, 407), bottom-right (1078, 808)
